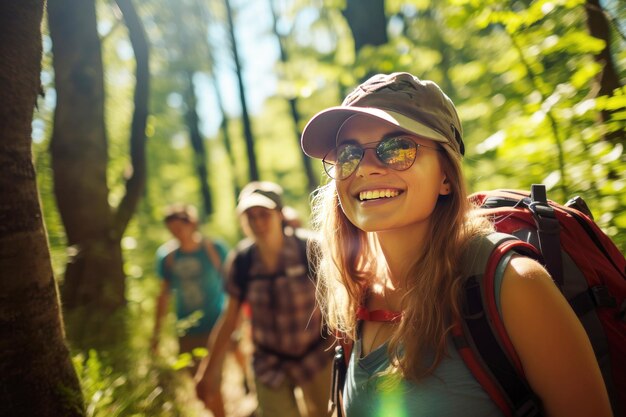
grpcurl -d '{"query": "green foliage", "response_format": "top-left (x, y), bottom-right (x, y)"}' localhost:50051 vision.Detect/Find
top-left (457, 0), bottom-right (626, 250)
top-left (33, 0), bottom-right (625, 413)
top-left (72, 349), bottom-right (208, 417)
top-left (70, 277), bottom-right (210, 417)
top-left (348, 0), bottom-right (626, 251)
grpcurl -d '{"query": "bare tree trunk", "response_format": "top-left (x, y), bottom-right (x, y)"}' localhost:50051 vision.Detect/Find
top-left (269, 0), bottom-right (316, 192)
top-left (48, 0), bottom-right (126, 350)
top-left (114, 0), bottom-right (150, 234)
top-left (184, 69), bottom-right (214, 218)
top-left (225, 0), bottom-right (259, 182)
top-left (0, 1), bottom-right (85, 415)
top-left (344, 0), bottom-right (388, 56)
top-left (47, 0), bottom-right (149, 351)
top-left (199, 0), bottom-right (241, 199)
top-left (210, 73), bottom-right (241, 198)
top-left (584, 0), bottom-right (624, 144)
top-left (169, 1), bottom-right (215, 218)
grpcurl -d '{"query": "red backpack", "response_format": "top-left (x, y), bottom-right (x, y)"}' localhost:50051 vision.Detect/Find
top-left (329, 185), bottom-right (626, 417)
top-left (456, 185), bottom-right (626, 417)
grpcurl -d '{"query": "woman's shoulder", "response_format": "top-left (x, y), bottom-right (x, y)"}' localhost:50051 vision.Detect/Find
top-left (224, 238), bottom-right (256, 275)
top-left (500, 255), bottom-right (558, 305)
top-left (500, 256), bottom-right (612, 416)
top-left (156, 239), bottom-right (180, 259)
top-left (233, 237), bottom-right (256, 254)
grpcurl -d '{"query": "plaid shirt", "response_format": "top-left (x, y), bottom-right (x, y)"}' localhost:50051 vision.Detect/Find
top-left (226, 234), bottom-right (332, 388)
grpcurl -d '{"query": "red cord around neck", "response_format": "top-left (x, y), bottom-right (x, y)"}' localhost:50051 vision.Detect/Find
top-left (356, 305), bottom-right (402, 323)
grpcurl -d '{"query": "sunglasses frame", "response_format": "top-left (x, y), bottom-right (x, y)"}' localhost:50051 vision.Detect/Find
top-left (322, 135), bottom-right (441, 180)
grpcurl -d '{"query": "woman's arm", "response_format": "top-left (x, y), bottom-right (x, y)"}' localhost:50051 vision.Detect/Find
top-left (500, 256), bottom-right (613, 417)
top-left (195, 296), bottom-right (242, 400)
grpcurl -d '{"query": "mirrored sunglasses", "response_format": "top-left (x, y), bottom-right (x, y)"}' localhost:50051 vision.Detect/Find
top-left (322, 136), bottom-right (441, 180)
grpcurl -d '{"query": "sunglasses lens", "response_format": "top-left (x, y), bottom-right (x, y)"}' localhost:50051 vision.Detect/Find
top-left (377, 136), bottom-right (417, 170)
top-left (324, 136), bottom-right (419, 179)
top-left (325, 144), bottom-right (363, 179)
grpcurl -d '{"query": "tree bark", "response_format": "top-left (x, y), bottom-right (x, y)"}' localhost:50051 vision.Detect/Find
top-left (269, 0), bottom-right (317, 192)
top-left (0, 1), bottom-right (85, 415)
top-left (344, 0), bottom-right (388, 55)
top-left (47, 0), bottom-right (126, 351)
top-left (584, 0), bottom-right (624, 144)
top-left (114, 0), bottom-right (150, 235)
top-left (184, 69), bottom-right (214, 218)
top-left (225, 0), bottom-right (259, 182)
top-left (169, 1), bottom-right (215, 218)
top-left (210, 73), bottom-right (241, 198)
top-left (199, 0), bottom-right (241, 199)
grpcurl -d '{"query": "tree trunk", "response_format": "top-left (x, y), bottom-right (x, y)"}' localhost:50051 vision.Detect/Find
top-left (200, 0), bottom-right (241, 199)
top-left (225, 0), bottom-right (259, 182)
top-left (114, 0), bottom-right (150, 235)
top-left (584, 0), bottom-right (624, 144)
top-left (344, 0), bottom-right (388, 55)
top-left (170, 2), bottom-right (214, 218)
top-left (269, 0), bottom-right (317, 192)
top-left (0, 1), bottom-right (85, 415)
top-left (211, 73), bottom-right (241, 198)
top-left (184, 69), bottom-right (214, 218)
top-left (47, 0), bottom-right (126, 351)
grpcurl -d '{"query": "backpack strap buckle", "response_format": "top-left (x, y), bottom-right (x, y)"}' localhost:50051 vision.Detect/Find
top-left (590, 285), bottom-right (617, 308)
top-left (528, 202), bottom-right (557, 220)
top-left (329, 345), bottom-right (347, 417)
top-left (515, 398), bottom-right (543, 417)
top-left (528, 184), bottom-right (564, 287)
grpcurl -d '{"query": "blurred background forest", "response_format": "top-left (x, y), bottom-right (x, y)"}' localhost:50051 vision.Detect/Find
top-left (12, 0), bottom-right (626, 415)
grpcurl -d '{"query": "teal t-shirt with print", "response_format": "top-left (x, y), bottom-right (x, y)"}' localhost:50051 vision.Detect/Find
top-left (156, 239), bottom-right (228, 335)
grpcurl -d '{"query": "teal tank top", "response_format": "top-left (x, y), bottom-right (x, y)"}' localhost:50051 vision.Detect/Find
top-left (343, 252), bottom-right (514, 417)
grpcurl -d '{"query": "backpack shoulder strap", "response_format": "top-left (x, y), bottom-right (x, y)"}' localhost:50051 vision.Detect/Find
top-left (330, 334), bottom-right (353, 417)
top-left (203, 238), bottom-right (222, 272)
top-left (457, 233), bottom-right (544, 417)
top-left (163, 241), bottom-right (180, 276)
top-left (461, 232), bottom-right (520, 278)
top-left (528, 184), bottom-right (564, 286)
top-left (233, 239), bottom-right (255, 302)
top-left (231, 232), bottom-right (311, 302)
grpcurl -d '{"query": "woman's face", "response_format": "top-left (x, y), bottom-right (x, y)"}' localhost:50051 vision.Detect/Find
top-left (243, 206), bottom-right (283, 240)
top-left (334, 115), bottom-right (449, 233)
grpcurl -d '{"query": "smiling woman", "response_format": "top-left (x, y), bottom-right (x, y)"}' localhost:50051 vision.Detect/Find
top-left (332, 114), bottom-right (449, 238)
top-left (300, 72), bottom-right (612, 417)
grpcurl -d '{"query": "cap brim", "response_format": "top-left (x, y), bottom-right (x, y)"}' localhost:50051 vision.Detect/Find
top-left (301, 106), bottom-right (449, 159)
top-left (236, 194), bottom-right (278, 214)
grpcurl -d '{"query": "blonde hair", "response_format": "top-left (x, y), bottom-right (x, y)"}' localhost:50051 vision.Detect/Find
top-left (310, 143), bottom-right (492, 381)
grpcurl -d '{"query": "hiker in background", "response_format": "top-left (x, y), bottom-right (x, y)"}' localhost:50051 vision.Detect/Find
top-left (300, 72), bottom-right (612, 417)
top-left (196, 181), bottom-right (333, 417)
top-left (282, 205), bottom-right (303, 230)
top-left (152, 203), bottom-right (229, 416)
